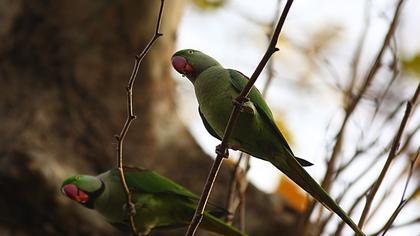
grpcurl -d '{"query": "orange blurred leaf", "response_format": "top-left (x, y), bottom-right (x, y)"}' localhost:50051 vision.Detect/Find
top-left (276, 176), bottom-right (308, 212)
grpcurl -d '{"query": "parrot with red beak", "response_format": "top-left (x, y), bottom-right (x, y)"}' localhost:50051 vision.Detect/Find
top-left (61, 166), bottom-right (246, 236)
top-left (172, 49), bottom-right (365, 236)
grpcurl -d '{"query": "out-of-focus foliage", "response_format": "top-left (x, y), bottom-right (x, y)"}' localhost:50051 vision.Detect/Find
top-left (305, 25), bottom-right (343, 56)
top-left (401, 54), bottom-right (420, 77)
top-left (277, 24), bottom-right (343, 89)
top-left (273, 114), bottom-right (309, 213)
top-left (274, 115), bottom-right (306, 212)
top-left (191, 0), bottom-right (226, 9)
top-left (276, 176), bottom-right (308, 212)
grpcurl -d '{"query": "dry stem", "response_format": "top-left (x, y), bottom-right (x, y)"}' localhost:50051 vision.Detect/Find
top-left (115, 1), bottom-right (165, 235)
top-left (302, 0), bottom-right (407, 232)
top-left (357, 82), bottom-right (419, 229)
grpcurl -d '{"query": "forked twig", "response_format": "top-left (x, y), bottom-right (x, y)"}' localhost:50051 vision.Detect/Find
top-left (374, 149), bottom-right (419, 236)
top-left (114, 1), bottom-right (165, 235)
top-left (357, 83), bottom-right (419, 229)
top-left (322, 0), bottom-right (406, 194)
top-left (185, 1), bottom-right (295, 235)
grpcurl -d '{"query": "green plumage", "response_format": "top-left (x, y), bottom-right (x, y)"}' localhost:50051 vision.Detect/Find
top-left (61, 167), bottom-right (245, 236)
top-left (172, 49), bottom-right (365, 235)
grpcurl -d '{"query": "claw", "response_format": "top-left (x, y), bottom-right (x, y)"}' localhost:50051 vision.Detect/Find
top-left (232, 98), bottom-right (255, 115)
top-left (123, 202), bottom-right (137, 216)
top-left (215, 144), bottom-right (229, 158)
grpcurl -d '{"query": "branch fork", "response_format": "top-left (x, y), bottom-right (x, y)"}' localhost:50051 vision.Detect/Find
top-left (114, 1), bottom-right (165, 235)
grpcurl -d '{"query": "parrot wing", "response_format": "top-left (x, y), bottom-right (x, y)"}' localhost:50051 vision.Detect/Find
top-left (121, 167), bottom-right (228, 216)
top-left (122, 166), bottom-right (198, 199)
top-left (228, 69), bottom-right (313, 167)
top-left (199, 107), bottom-right (222, 140)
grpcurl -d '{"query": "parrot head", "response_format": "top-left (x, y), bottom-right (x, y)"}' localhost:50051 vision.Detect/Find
top-left (172, 49), bottom-right (220, 83)
top-left (61, 175), bottom-right (104, 209)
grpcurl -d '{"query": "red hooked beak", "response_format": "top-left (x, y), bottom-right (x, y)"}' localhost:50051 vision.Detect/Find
top-left (62, 184), bottom-right (89, 203)
top-left (172, 56), bottom-right (193, 75)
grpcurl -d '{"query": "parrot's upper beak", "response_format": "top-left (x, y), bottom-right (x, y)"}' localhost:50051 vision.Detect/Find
top-left (172, 56), bottom-right (193, 75)
top-left (61, 184), bottom-right (89, 204)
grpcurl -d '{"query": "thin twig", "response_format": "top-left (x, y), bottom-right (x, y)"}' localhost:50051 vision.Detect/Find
top-left (185, 1), bottom-right (295, 235)
top-left (373, 148), bottom-right (419, 236)
top-left (347, 0), bottom-right (372, 98)
top-left (322, 0), bottom-right (406, 194)
top-left (318, 148), bottom-right (404, 235)
top-left (334, 183), bottom-right (373, 236)
top-left (383, 216), bottom-right (420, 231)
top-left (333, 145), bottom-right (413, 235)
top-left (302, 0), bottom-right (407, 231)
top-left (368, 36), bottom-right (399, 126)
top-left (226, 153), bottom-right (245, 224)
top-left (114, 1), bottom-right (165, 235)
top-left (357, 82), bottom-right (420, 229)
top-left (365, 161), bottom-right (409, 224)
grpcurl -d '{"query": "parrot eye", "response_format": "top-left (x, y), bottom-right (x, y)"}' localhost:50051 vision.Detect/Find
top-left (188, 50), bottom-right (194, 54)
top-left (75, 176), bottom-right (80, 181)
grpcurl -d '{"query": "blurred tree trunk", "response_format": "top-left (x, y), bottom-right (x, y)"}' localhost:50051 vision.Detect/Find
top-left (0, 1), bottom-right (300, 235)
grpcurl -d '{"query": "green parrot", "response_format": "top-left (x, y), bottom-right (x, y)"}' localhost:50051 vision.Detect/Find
top-left (61, 166), bottom-right (246, 236)
top-left (172, 49), bottom-right (365, 235)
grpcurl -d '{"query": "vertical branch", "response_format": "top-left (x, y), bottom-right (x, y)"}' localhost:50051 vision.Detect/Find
top-left (347, 0), bottom-right (372, 97)
top-left (225, 0), bottom-right (283, 226)
top-left (357, 83), bottom-right (420, 229)
top-left (185, 1), bottom-right (295, 235)
top-left (114, 1), bottom-right (165, 235)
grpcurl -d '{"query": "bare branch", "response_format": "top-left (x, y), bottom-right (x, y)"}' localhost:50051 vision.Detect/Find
top-left (115, 1), bottom-right (165, 235)
top-left (357, 82), bottom-right (420, 229)
top-left (384, 216), bottom-right (420, 231)
top-left (303, 0), bottom-right (408, 231)
top-left (322, 0), bottom-right (406, 194)
top-left (185, 1), bottom-right (295, 235)
top-left (373, 149), bottom-right (419, 236)
top-left (365, 161), bottom-right (409, 224)
top-left (368, 36), bottom-right (399, 126)
top-left (346, 0), bottom-right (372, 101)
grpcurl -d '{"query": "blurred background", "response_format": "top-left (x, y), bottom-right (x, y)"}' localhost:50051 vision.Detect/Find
top-left (0, 0), bottom-right (418, 235)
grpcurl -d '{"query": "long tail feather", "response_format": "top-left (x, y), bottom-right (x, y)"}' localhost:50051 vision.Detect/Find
top-left (273, 157), bottom-right (365, 236)
top-left (201, 213), bottom-right (247, 236)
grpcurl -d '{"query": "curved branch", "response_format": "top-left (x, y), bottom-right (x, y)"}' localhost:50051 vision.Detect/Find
top-left (115, 1), bottom-right (165, 235)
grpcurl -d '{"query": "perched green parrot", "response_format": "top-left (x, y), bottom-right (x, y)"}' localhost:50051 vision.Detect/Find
top-left (61, 166), bottom-right (246, 236)
top-left (172, 49), bottom-right (365, 235)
